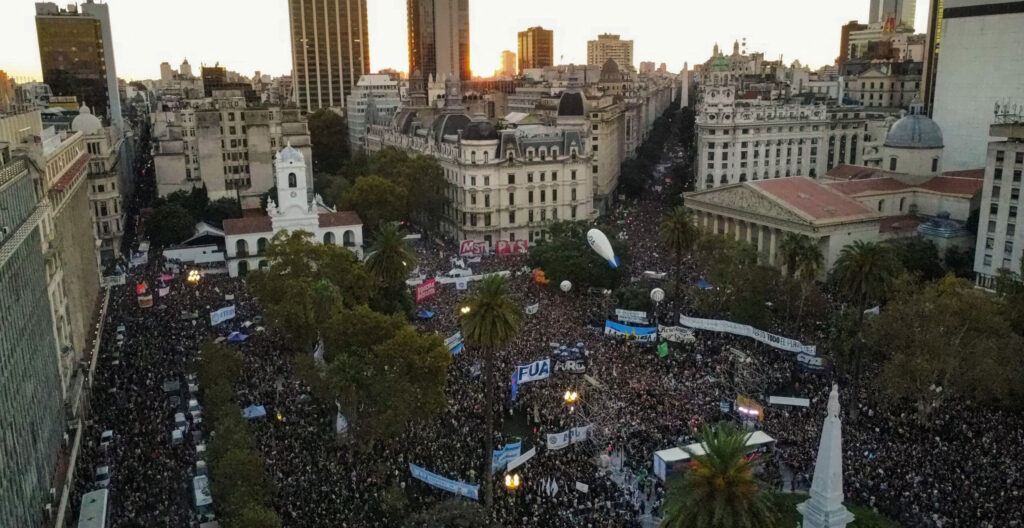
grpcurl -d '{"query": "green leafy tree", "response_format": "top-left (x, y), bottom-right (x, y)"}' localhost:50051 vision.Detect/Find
top-left (528, 221), bottom-right (627, 290)
top-left (867, 276), bottom-right (1024, 420)
top-left (202, 197), bottom-right (242, 228)
top-left (247, 231), bottom-right (377, 352)
top-left (341, 175), bottom-right (408, 229)
top-left (145, 203), bottom-right (195, 247)
top-left (778, 234), bottom-right (824, 326)
top-left (661, 422), bottom-right (777, 528)
top-left (942, 246), bottom-right (974, 278)
top-left (887, 238), bottom-right (944, 282)
top-left (659, 206), bottom-right (701, 309)
top-left (308, 108), bottom-right (349, 174)
top-left (461, 275), bottom-right (522, 510)
top-left (365, 222), bottom-right (417, 314)
top-left (994, 264), bottom-right (1024, 335)
top-left (324, 313), bottom-right (451, 443)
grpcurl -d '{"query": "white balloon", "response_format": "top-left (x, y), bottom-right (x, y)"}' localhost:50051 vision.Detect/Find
top-left (650, 288), bottom-right (665, 302)
top-left (560, 280), bottom-right (572, 292)
top-left (586, 229), bottom-right (619, 268)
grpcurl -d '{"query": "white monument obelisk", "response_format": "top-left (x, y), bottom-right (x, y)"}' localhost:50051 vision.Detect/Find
top-left (797, 384), bottom-right (855, 528)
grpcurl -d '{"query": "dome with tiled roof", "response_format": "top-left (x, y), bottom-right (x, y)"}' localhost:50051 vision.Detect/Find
top-left (277, 142), bottom-right (305, 164)
top-left (884, 114), bottom-right (943, 150)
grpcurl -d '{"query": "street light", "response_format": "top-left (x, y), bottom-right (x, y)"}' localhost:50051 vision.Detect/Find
top-left (563, 390), bottom-right (579, 404)
top-left (187, 269), bottom-right (201, 284)
top-left (504, 473), bottom-right (521, 490)
top-left (460, 305), bottom-right (471, 315)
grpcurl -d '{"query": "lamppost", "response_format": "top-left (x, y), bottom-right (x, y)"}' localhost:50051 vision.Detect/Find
top-left (187, 269), bottom-right (201, 284)
top-left (460, 305), bottom-right (471, 315)
top-left (563, 389), bottom-right (579, 413)
top-left (504, 473), bottom-right (521, 490)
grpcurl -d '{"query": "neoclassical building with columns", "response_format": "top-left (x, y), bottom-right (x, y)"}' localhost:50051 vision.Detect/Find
top-left (222, 144), bottom-right (363, 277)
top-left (685, 176), bottom-right (879, 274)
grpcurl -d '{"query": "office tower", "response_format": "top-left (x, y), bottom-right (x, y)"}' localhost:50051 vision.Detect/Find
top-left (0, 145), bottom-right (65, 528)
top-left (407, 0), bottom-right (471, 81)
top-left (500, 50), bottom-right (517, 77)
top-left (517, 26), bottom-right (554, 73)
top-left (287, 0), bottom-right (370, 113)
top-left (838, 21), bottom-right (869, 68)
top-left (35, 1), bottom-right (123, 130)
top-left (932, 0), bottom-right (1024, 170)
top-left (874, 0), bottom-right (917, 28)
top-left (587, 33), bottom-right (634, 70)
top-left (920, 0), bottom-right (943, 114)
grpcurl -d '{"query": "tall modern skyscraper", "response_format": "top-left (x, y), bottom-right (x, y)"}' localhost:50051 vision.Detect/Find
top-left (517, 26), bottom-right (554, 73)
top-left (287, 0), bottom-right (370, 113)
top-left (35, 1), bottom-right (123, 131)
top-left (407, 0), bottom-right (471, 81)
top-left (871, 0), bottom-right (917, 28)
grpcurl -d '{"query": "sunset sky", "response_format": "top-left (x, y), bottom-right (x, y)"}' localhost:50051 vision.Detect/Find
top-left (1, 0), bottom-right (929, 82)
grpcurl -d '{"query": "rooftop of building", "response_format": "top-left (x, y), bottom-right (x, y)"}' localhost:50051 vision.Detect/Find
top-left (826, 173), bottom-right (984, 198)
top-left (750, 176), bottom-right (876, 222)
top-left (884, 113), bottom-right (943, 149)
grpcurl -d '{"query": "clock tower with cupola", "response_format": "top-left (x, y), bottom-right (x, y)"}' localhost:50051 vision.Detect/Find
top-left (268, 142), bottom-right (318, 231)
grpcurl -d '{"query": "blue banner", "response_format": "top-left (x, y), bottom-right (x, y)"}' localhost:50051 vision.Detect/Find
top-left (514, 358), bottom-right (551, 384)
top-left (210, 305), bottom-right (236, 326)
top-left (491, 441), bottom-right (522, 473)
top-left (603, 320), bottom-right (658, 343)
top-left (510, 369), bottom-right (519, 401)
top-left (409, 463), bottom-right (479, 500)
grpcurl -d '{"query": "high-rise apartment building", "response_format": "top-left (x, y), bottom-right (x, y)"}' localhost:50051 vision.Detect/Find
top-left (932, 0), bottom-right (1024, 170)
top-left (35, 1), bottom-right (123, 130)
top-left (500, 50), bottom-right (517, 77)
top-left (973, 121), bottom-right (1024, 288)
top-left (287, 0), bottom-right (370, 113)
top-left (587, 34), bottom-right (634, 71)
top-left (407, 0), bottom-right (470, 81)
top-left (517, 26), bottom-right (554, 73)
top-left (870, 0), bottom-right (917, 28)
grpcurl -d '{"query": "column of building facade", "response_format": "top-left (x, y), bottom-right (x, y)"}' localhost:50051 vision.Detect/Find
top-left (769, 227), bottom-right (779, 266)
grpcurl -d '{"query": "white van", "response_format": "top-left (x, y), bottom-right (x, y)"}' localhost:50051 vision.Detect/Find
top-left (174, 412), bottom-right (189, 433)
top-left (188, 399), bottom-right (202, 423)
top-left (171, 429), bottom-right (184, 446)
top-left (94, 465), bottom-right (111, 488)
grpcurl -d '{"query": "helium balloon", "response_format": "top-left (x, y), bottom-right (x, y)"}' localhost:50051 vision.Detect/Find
top-left (586, 229), bottom-right (619, 268)
top-left (650, 288), bottom-right (665, 303)
top-left (560, 280), bottom-right (572, 292)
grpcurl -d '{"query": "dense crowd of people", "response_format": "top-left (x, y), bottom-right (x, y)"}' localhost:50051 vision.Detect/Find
top-left (69, 126), bottom-right (1024, 528)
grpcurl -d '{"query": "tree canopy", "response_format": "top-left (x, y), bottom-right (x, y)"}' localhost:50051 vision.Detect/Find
top-left (308, 109), bottom-right (349, 175)
top-left (528, 221), bottom-right (628, 290)
top-left (341, 175), bottom-right (408, 230)
top-left (145, 202), bottom-right (195, 247)
top-left (867, 275), bottom-right (1024, 418)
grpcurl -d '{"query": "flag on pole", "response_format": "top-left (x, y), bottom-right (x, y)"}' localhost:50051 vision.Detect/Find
top-left (657, 342), bottom-right (669, 358)
top-left (510, 369), bottom-right (519, 401)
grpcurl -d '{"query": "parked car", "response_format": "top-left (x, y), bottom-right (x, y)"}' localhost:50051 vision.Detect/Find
top-left (99, 430), bottom-right (114, 453)
top-left (188, 399), bottom-right (202, 423)
top-left (174, 412), bottom-right (189, 434)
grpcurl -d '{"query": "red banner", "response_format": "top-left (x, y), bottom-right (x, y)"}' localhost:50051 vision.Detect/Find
top-left (459, 240), bottom-right (489, 257)
top-left (496, 240), bottom-right (529, 256)
top-left (415, 278), bottom-right (437, 303)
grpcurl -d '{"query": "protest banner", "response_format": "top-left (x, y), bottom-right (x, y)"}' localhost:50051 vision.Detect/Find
top-left (680, 315), bottom-right (816, 355)
top-left (210, 305), bottom-right (236, 326)
top-left (615, 308), bottom-right (649, 325)
top-left (415, 278), bottom-right (437, 302)
top-left (445, 332), bottom-right (464, 354)
top-left (409, 463), bottom-right (479, 500)
top-left (604, 320), bottom-right (658, 343)
top-left (507, 447), bottom-right (536, 471)
top-left (496, 240), bottom-right (529, 256)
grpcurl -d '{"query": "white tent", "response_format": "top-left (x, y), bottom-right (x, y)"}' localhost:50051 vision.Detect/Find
top-left (653, 431), bottom-right (776, 481)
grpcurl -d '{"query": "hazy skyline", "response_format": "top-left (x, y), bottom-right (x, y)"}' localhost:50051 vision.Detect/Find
top-left (1, 0), bottom-right (929, 82)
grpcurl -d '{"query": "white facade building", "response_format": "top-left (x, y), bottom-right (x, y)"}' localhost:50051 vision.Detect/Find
top-left (72, 105), bottom-right (130, 265)
top-left (931, 0), bottom-right (1024, 171)
top-left (222, 145), bottom-right (363, 277)
top-left (974, 122), bottom-right (1024, 288)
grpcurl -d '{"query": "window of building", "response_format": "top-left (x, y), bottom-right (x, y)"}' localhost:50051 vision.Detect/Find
top-left (552, 171), bottom-right (557, 181)
top-left (471, 194), bottom-right (477, 205)
top-left (508, 173), bottom-right (515, 185)
top-left (540, 209), bottom-right (546, 221)
top-left (471, 214), bottom-right (478, 226)
top-left (509, 192), bottom-right (515, 205)
top-left (593, 165), bottom-right (599, 174)
top-left (529, 209), bottom-right (534, 222)
top-left (571, 170), bottom-right (577, 180)
top-left (509, 210), bottom-right (516, 223)
top-left (471, 176), bottom-right (477, 186)
top-left (527, 173), bottom-right (534, 183)
top-left (996, 150), bottom-right (1005, 163)
top-left (889, 157), bottom-right (897, 171)
top-left (288, 173), bottom-right (297, 188)
top-left (932, 158), bottom-right (939, 172)
top-left (540, 190), bottom-right (546, 203)
top-left (528, 191), bottom-right (534, 203)
top-left (484, 194), bottom-right (491, 207)
top-left (991, 203), bottom-right (999, 215)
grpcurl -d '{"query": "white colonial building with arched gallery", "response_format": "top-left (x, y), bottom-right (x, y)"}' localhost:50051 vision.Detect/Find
top-left (222, 144), bottom-right (363, 277)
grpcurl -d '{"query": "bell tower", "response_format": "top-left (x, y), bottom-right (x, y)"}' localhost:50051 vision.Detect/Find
top-left (269, 143), bottom-right (317, 230)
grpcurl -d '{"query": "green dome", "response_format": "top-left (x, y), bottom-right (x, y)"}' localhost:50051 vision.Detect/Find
top-left (711, 54), bottom-right (729, 72)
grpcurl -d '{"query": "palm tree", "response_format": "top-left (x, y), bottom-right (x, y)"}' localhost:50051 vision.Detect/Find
top-left (659, 206), bottom-right (701, 313)
top-left (460, 275), bottom-right (521, 510)
top-left (364, 222), bottom-right (417, 286)
top-left (365, 222), bottom-right (416, 312)
top-left (831, 240), bottom-right (901, 419)
top-left (661, 422), bottom-right (777, 528)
